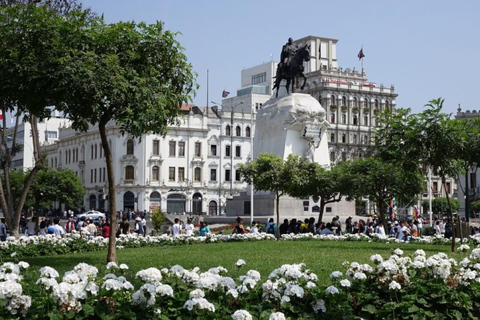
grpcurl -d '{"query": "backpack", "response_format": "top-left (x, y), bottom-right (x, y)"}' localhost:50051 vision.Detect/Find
top-left (266, 223), bottom-right (275, 234)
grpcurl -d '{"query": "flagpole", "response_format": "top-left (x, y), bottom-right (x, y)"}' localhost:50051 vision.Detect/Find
top-left (206, 69), bottom-right (209, 116)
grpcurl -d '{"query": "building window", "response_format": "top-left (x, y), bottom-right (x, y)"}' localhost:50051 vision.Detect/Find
top-left (364, 115), bottom-right (369, 125)
top-left (385, 100), bottom-right (390, 111)
top-left (210, 144), bottom-right (217, 156)
top-left (331, 95), bottom-right (336, 106)
top-left (126, 139), bottom-right (134, 155)
top-left (341, 151), bottom-right (347, 162)
top-left (330, 112), bottom-right (335, 123)
top-left (235, 145), bottom-right (241, 157)
top-left (226, 125), bottom-right (231, 136)
top-left (235, 126), bottom-right (241, 137)
top-left (226, 145), bottom-right (231, 157)
top-left (91, 145), bottom-right (93, 159)
top-left (169, 141), bottom-right (176, 157)
top-left (251, 72), bottom-right (266, 85)
top-left (433, 181), bottom-right (438, 195)
top-left (225, 169), bottom-right (231, 182)
top-left (210, 169), bottom-right (217, 181)
top-left (195, 142), bottom-right (201, 157)
top-left (353, 97), bottom-right (358, 108)
top-left (470, 172), bottom-right (476, 188)
top-left (341, 96), bottom-right (346, 106)
top-left (194, 167), bottom-right (201, 182)
top-left (178, 167), bottom-right (185, 182)
top-left (353, 114), bottom-right (358, 125)
top-left (152, 165), bottom-right (159, 181)
top-left (94, 168), bottom-right (97, 183)
top-left (363, 99), bottom-right (368, 108)
top-left (353, 134), bottom-right (357, 144)
top-left (178, 141), bottom-right (185, 157)
top-left (342, 134), bottom-right (346, 143)
top-left (153, 140), bottom-right (160, 156)
top-left (90, 169), bottom-right (93, 183)
top-left (235, 170), bottom-right (241, 181)
top-left (375, 99), bottom-right (379, 109)
top-left (94, 144), bottom-right (98, 158)
top-left (330, 133), bottom-right (335, 143)
top-left (169, 167), bottom-right (175, 181)
top-left (103, 167), bottom-right (106, 182)
top-left (342, 113), bottom-right (346, 124)
top-left (125, 165), bottom-right (134, 180)
top-left (246, 127), bottom-right (251, 138)
top-left (446, 182), bottom-right (451, 194)
top-left (330, 151), bottom-right (335, 162)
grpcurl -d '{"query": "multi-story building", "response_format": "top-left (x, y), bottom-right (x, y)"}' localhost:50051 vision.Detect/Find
top-left (42, 105), bottom-right (255, 215)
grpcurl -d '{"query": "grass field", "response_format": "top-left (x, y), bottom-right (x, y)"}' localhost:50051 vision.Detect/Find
top-left (20, 240), bottom-right (470, 286)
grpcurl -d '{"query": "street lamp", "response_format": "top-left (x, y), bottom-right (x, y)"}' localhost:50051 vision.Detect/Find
top-left (250, 105), bottom-right (255, 225)
top-left (211, 100), bottom-right (244, 197)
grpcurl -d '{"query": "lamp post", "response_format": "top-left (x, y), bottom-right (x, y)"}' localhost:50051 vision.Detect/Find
top-left (212, 100), bottom-right (244, 197)
top-left (250, 105), bottom-right (255, 225)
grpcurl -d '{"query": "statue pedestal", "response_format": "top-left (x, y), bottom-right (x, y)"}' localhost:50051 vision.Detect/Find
top-left (253, 93), bottom-right (329, 165)
top-left (227, 93), bottom-right (352, 220)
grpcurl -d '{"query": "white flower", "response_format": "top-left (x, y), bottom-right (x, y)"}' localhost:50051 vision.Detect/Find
top-left (119, 264), bottom-right (129, 270)
top-left (236, 259), bottom-right (246, 267)
top-left (232, 309), bottom-right (253, 320)
top-left (269, 312), bottom-right (286, 320)
top-left (415, 249), bottom-right (426, 256)
top-left (39, 266), bottom-right (59, 279)
top-left (459, 244), bottom-right (471, 252)
top-left (325, 285), bottom-right (339, 295)
top-left (353, 272), bottom-right (367, 280)
top-left (189, 289), bottom-right (205, 298)
top-left (0, 281), bottom-right (22, 299)
top-left (4, 294), bottom-right (31, 316)
top-left (393, 248), bottom-right (404, 256)
top-left (370, 254), bottom-right (383, 264)
top-left (18, 262), bottom-right (29, 269)
top-left (312, 299), bottom-right (326, 313)
top-left (389, 280), bottom-right (401, 290)
top-left (136, 268), bottom-right (162, 284)
top-left (156, 284), bottom-right (173, 297)
top-left (36, 277), bottom-right (58, 290)
top-left (106, 262), bottom-right (118, 270)
top-left (10, 252), bottom-right (17, 258)
top-left (340, 279), bottom-right (351, 287)
top-left (330, 271), bottom-right (342, 278)
top-left (183, 297), bottom-right (215, 312)
top-left (306, 281), bottom-right (316, 288)
top-left (227, 288), bottom-right (239, 298)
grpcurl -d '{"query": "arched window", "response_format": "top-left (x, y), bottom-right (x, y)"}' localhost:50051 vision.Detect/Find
top-left (330, 95), bottom-right (336, 106)
top-left (194, 167), bottom-right (201, 182)
top-left (330, 112), bottom-right (335, 124)
top-left (152, 165), bottom-right (159, 181)
top-left (353, 97), bottom-right (358, 108)
top-left (126, 139), bottom-right (134, 155)
top-left (246, 126), bottom-right (251, 138)
top-left (208, 200), bottom-right (218, 215)
top-left (363, 99), bottom-right (367, 108)
top-left (235, 126), bottom-right (241, 137)
top-left (125, 165), bottom-right (134, 180)
top-left (385, 100), bottom-right (390, 111)
top-left (374, 99), bottom-right (379, 109)
top-left (342, 96), bottom-right (347, 106)
top-left (226, 125), bottom-right (231, 136)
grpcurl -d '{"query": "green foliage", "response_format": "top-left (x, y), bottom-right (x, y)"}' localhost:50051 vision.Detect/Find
top-left (343, 157), bottom-right (424, 224)
top-left (422, 197), bottom-right (460, 215)
top-left (151, 209), bottom-right (166, 232)
top-left (471, 200), bottom-right (480, 215)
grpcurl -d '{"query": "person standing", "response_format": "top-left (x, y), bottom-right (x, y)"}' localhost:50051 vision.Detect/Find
top-left (64, 217), bottom-right (75, 233)
top-left (172, 218), bottom-right (181, 238)
top-left (185, 218), bottom-right (194, 236)
top-left (52, 218), bottom-right (65, 238)
top-left (0, 218), bottom-right (7, 241)
top-left (26, 217), bottom-right (37, 236)
top-left (265, 218), bottom-right (278, 237)
top-left (101, 222), bottom-right (110, 238)
top-left (375, 221), bottom-right (386, 236)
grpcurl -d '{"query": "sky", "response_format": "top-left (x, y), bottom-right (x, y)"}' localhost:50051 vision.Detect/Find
top-left (80, 0), bottom-right (480, 115)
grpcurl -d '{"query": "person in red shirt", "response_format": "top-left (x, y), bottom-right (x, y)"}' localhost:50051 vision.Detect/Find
top-left (101, 222), bottom-right (110, 238)
top-left (65, 217), bottom-right (75, 233)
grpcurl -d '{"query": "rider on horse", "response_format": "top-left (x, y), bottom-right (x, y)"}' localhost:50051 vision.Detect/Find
top-left (280, 37), bottom-right (297, 74)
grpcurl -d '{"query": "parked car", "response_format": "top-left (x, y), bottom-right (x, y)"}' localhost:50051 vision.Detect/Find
top-left (77, 210), bottom-right (106, 221)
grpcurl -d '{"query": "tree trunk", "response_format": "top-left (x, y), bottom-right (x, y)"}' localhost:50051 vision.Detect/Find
top-left (99, 116), bottom-right (117, 263)
top-left (442, 177), bottom-right (455, 253)
top-left (275, 191), bottom-right (280, 240)
top-left (318, 199), bottom-right (326, 223)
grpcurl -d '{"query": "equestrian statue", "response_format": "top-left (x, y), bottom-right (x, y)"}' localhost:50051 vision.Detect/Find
top-left (272, 37), bottom-right (311, 98)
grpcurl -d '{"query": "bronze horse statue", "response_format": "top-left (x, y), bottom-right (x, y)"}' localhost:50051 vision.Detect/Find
top-left (272, 44), bottom-right (311, 98)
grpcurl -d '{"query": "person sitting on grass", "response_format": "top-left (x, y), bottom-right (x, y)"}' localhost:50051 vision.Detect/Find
top-left (232, 217), bottom-right (245, 234)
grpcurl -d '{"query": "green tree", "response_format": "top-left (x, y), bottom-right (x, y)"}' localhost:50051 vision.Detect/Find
top-left (239, 153), bottom-right (293, 237)
top-left (56, 19), bottom-right (197, 262)
top-left (151, 209), bottom-right (166, 234)
top-left (344, 157), bottom-right (424, 226)
top-left (285, 156), bottom-right (350, 222)
top-left (376, 98), bottom-right (462, 251)
top-left (422, 197), bottom-right (460, 216)
top-left (0, 3), bottom-right (91, 236)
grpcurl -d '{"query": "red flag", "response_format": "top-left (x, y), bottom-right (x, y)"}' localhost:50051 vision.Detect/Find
top-left (222, 90), bottom-right (230, 98)
top-left (357, 48), bottom-right (365, 60)
top-left (0, 114), bottom-right (3, 120)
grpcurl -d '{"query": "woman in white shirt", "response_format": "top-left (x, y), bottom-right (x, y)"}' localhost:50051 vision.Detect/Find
top-left (185, 218), bottom-right (194, 236)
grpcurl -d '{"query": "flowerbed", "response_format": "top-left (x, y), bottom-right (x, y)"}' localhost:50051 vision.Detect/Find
top-left (1, 231), bottom-right (480, 261)
top-left (2, 247), bottom-right (480, 319)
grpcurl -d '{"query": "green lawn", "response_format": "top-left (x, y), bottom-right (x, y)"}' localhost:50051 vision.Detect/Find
top-left (22, 240), bottom-right (469, 286)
